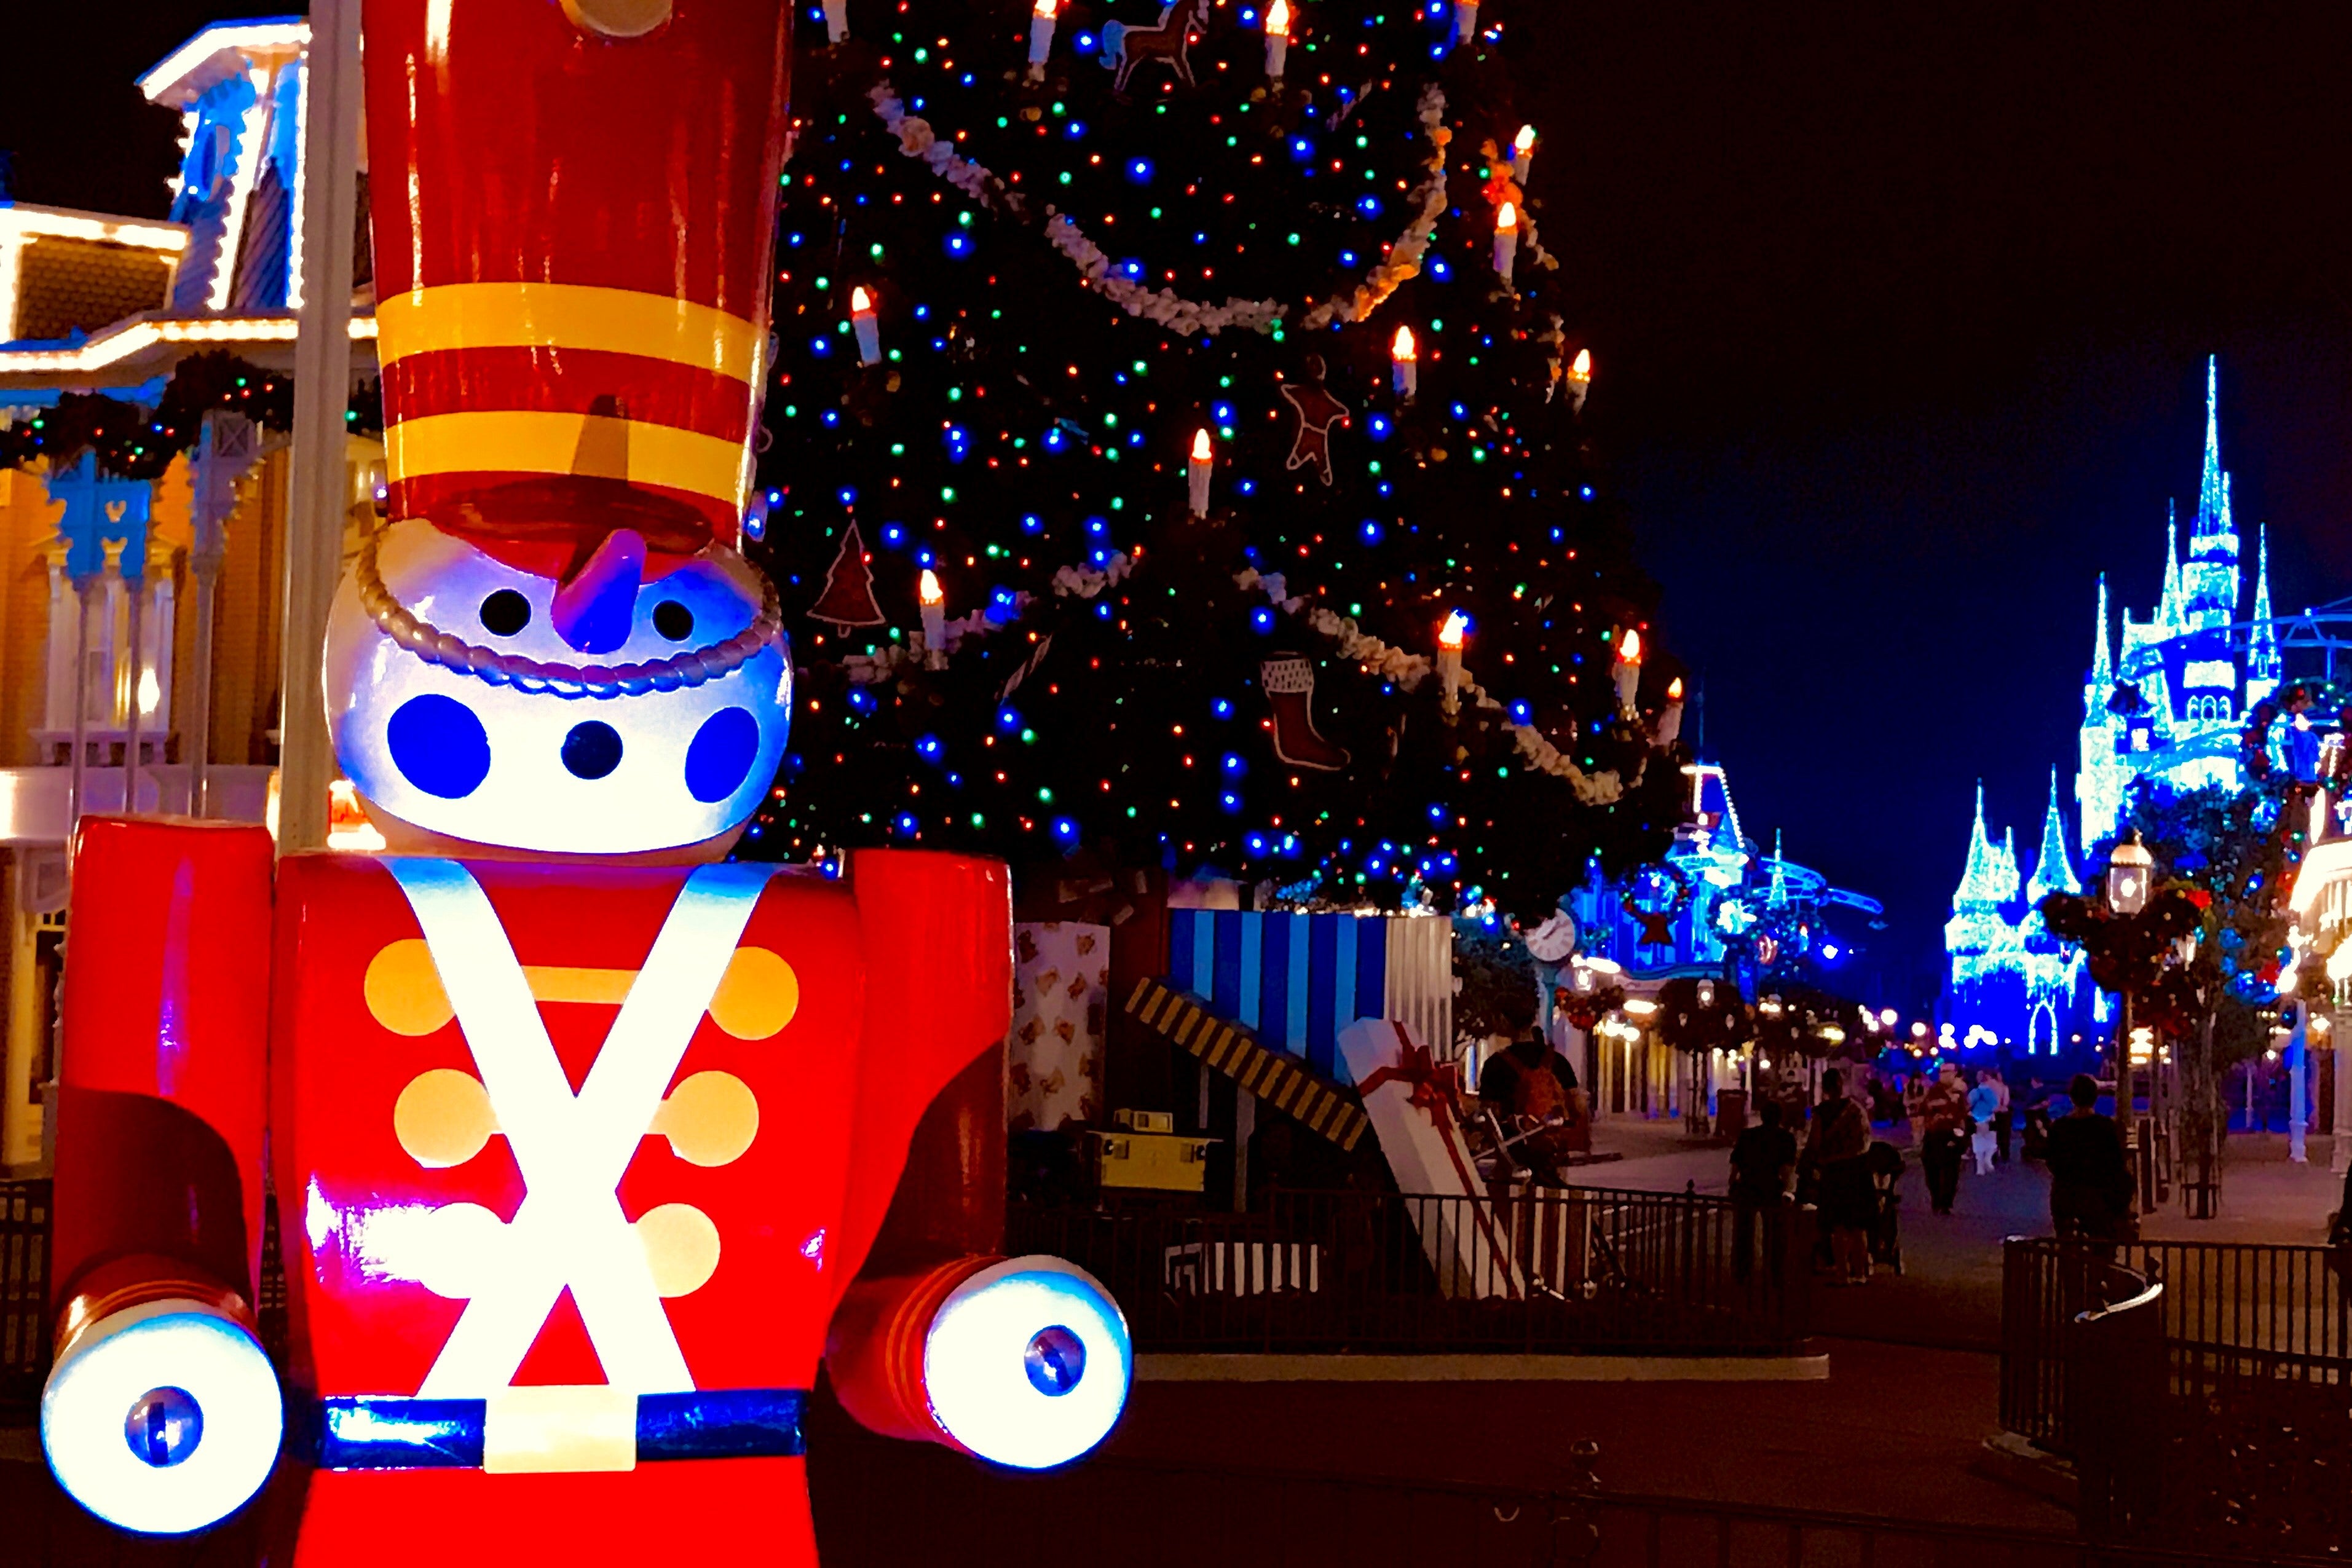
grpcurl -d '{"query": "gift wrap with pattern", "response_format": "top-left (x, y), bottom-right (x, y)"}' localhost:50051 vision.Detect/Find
top-left (1162, 908), bottom-right (1454, 1082)
top-left (1007, 921), bottom-right (1108, 1131)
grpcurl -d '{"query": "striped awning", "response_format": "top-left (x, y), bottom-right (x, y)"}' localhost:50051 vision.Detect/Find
top-left (1123, 976), bottom-right (1369, 1152)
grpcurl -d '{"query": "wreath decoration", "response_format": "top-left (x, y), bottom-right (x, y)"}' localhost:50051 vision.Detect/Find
top-left (1620, 862), bottom-right (1692, 948)
top-left (1552, 980), bottom-right (1627, 1033)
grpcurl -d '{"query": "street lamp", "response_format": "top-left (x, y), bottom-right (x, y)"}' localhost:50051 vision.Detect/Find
top-left (2102, 829), bottom-right (2157, 1205)
top-left (2107, 830), bottom-right (2153, 916)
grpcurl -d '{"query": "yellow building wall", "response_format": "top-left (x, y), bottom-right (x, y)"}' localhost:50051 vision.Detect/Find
top-left (0, 468), bottom-right (65, 767)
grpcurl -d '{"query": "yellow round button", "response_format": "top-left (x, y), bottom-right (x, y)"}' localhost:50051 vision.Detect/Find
top-left (365, 939), bottom-right (455, 1037)
top-left (708, 947), bottom-right (798, 1039)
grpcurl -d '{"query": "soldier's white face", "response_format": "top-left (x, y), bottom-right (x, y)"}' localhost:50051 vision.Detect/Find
top-left (325, 520), bottom-right (792, 856)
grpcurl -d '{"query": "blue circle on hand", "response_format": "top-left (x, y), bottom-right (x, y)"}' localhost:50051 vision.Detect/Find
top-left (1024, 1325), bottom-right (1086, 1397)
top-left (387, 693), bottom-right (492, 799)
top-left (124, 1385), bottom-right (202, 1468)
top-left (685, 707), bottom-right (760, 803)
top-left (562, 720), bottom-right (624, 781)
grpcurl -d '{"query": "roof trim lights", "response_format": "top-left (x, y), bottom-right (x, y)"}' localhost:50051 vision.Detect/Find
top-left (0, 313), bottom-right (377, 379)
top-left (138, 20), bottom-right (309, 108)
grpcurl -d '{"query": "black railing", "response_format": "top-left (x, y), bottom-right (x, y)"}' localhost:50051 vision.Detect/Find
top-left (2, 1177), bottom-right (50, 1417)
top-left (2003, 1236), bottom-right (2352, 1454)
top-left (2004, 1234), bottom-right (2352, 1559)
top-left (1008, 1186), bottom-right (1812, 1355)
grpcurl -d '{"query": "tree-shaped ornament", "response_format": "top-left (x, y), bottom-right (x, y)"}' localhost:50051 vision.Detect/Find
top-left (808, 521), bottom-right (888, 629)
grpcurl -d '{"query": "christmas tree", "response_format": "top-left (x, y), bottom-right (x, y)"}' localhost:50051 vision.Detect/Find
top-left (746, 0), bottom-right (1686, 916)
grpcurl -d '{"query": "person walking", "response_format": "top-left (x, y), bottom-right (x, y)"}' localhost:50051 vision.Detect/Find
top-left (1804, 1069), bottom-right (1873, 1284)
top-left (1728, 1099), bottom-right (1797, 1282)
top-left (1918, 1061), bottom-right (1970, 1215)
top-left (1991, 1066), bottom-right (2013, 1164)
top-left (1967, 1070), bottom-right (2002, 1177)
top-left (2046, 1072), bottom-right (2132, 1248)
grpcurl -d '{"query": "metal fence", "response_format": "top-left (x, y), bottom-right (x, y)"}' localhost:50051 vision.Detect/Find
top-left (1009, 1186), bottom-right (1812, 1355)
top-left (2002, 1235), bottom-right (2352, 1453)
top-left (2003, 1234), bottom-right (2352, 1559)
top-left (2, 1178), bottom-right (50, 1417)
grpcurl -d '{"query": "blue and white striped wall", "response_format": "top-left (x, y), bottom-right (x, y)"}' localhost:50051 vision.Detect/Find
top-left (1164, 910), bottom-right (1453, 1084)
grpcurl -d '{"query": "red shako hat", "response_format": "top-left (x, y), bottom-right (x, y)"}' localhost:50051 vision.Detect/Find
top-left (363, 0), bottom-right (791, 580)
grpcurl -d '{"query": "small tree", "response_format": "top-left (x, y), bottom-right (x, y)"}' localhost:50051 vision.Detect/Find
top-left (2046, 778), bottom-right (2300, 1212)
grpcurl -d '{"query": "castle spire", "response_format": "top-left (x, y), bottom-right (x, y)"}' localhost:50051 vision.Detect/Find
top-left (1999, 825), bottom-right (2021, 904)
top-left (2251, 522), bottom-right (2281, 684)
top-left (2086, 574), bottom-right (2112, 709)
top-left (1768, 829), bottom-right (1789, 909)
top-left (1955, 784), bottom-right (2000, 908)
top-left (2195, 354), bottom-right (2225, 539)
top-left (2026, 769), bottom-right (2081, 904)
top-left (2159, 502), bottom-right (2182, 632)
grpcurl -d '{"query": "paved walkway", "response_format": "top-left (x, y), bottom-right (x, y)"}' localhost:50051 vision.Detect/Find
top-left (1094, 1333), bottom-right (2075, 1535)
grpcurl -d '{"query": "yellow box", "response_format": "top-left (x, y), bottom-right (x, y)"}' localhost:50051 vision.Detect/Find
top-left (1086, 1129), bottom-right (1216, 1192)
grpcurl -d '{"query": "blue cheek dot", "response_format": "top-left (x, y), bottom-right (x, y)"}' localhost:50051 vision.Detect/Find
top-left (387, 694), bottom-right (492, 799)
top-left (685, 707), bottom-right (761, 804)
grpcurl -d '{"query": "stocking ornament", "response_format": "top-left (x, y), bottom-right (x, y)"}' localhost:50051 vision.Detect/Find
top-left (1260, 655), bottom-right (1350, 771)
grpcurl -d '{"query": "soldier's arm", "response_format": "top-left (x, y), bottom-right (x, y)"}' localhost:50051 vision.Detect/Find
top-left (41, 817), bottom-right (283, 1534)
top-left (824, 849), bottom-right (1129, 1469)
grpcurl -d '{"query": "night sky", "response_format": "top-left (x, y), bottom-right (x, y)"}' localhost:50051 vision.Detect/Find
top-left (7, 3), bottom-right (2349, 1007)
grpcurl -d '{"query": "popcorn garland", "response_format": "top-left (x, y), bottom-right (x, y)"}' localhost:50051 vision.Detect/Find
top-left (1042, 215), bottom-right (1284, 337)
top-left (870, 78), bottom-right (1469, 339)
top-left (1297, 85), bottom-right (1452, 330)
top-left (839, 550), bottom-right (1132, 687)
top-left (1236, 569), bottom-right (1650, 806)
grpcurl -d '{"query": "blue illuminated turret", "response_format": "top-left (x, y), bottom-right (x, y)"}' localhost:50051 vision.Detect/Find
top-left (2249, 523), bottom-right (2281, 701)
top-left (2024, 771), bottom-right (2080, 907)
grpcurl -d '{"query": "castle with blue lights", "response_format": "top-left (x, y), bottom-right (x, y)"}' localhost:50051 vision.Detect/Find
top-left (1941, 358), bottom-right (2281, 1055)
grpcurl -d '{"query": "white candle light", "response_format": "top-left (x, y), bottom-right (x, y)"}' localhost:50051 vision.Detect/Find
top-left (1657, 676), bottom-right (1684, 747)
top-left (824, 0), bottom-right (848, 43)
top-left (1264, 0), bottom-right (1290, 83)
top-left (1455, 0), bottom-right (1478, 43)
top-left (1028, 0), bottom-right (1057, 81)
top-left (1568, 347), bottom-right (1592, 413)
top-left (1438, 609), bottom-right (1467, 717)
top-left (1512, 124), bottom-right (1536, 184)
top-left (1187, 427), bottom-right (1213, 517)
top-left (1614, 626), bottom-right (1643, 714)
top-left (919, 568), bottom-right (947, 667)
top-left (1391, 324), bottom-right (1418, 401)
top-left (850, 285), bottom-right (882, 365)
top-left (1493, 201), bottom-right (1518, 289)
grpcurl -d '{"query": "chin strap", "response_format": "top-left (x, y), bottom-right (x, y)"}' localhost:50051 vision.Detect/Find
top-left (354, 532), bottom-right (785, 701)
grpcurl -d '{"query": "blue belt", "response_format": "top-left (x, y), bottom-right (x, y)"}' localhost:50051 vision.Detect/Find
top-left (314, 1389), bottom-right (807, 1470)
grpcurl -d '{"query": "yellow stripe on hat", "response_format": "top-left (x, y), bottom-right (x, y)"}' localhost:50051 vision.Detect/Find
top-left (377, 282), bottom-right (762, 384)
top-left (386, 409), bottom-right (749, 508)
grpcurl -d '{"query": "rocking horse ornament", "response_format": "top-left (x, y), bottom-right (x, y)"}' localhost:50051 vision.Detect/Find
top-left (37, 3), bottom-right (1128, 1561)
top-left (1103, 0), bottom-right (1206, 92)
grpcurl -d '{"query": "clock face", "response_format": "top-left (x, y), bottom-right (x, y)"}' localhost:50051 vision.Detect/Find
top-left (1524, 911), bottom-right (1579, 963)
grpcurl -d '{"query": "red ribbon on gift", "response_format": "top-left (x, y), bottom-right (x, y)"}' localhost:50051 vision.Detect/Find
top-left (1356, 1025), bottom-right (1523, 1299)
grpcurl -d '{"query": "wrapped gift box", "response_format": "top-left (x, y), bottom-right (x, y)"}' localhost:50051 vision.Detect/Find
top-left (1338, 1017), bottom-right (1525, 1300)
top-left (1007, 921), bottom-right (1108, 1132)
top-left (1164, 909), bottom-right (1453, 1082)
